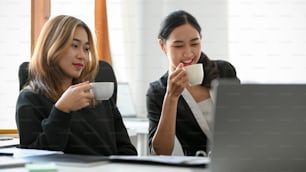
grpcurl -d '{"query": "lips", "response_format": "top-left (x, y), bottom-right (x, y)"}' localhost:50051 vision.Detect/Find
top-left (73, 63), bottom-right (84, 70)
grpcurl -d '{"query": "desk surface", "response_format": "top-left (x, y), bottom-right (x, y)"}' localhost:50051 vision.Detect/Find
top-left (0, 147), bottom-right (207, 172)
top-left (0, 162), bottom-right (205, 172)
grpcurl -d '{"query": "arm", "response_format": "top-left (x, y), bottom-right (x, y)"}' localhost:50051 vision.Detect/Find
top-left (152, 92), bottom-right (179, 155)
top-left (16, 89), bottom-right (72, 151)
top-left (147, 64), bottom-right (189, 155)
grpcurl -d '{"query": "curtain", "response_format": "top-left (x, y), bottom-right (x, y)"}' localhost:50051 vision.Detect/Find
top-left (95, 0), bottom-right (112, 64)
top-left (31, 0), bottom-right (50, 56)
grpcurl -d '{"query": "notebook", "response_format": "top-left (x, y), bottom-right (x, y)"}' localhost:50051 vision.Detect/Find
top-left (208, 79), bottom-right (306, 172)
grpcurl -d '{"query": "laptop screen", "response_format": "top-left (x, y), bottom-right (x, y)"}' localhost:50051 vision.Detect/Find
top-left (209, 79), bottom-right (306, 172)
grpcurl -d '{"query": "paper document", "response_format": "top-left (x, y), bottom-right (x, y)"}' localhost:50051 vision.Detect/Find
top-left (0, 147), bottom-right (62, 158)
top-left (0, 156), bottom-right (27, 169)
top-left (109, 155), bottom-right (210, 167)
top-left (0, 138), bottom-right (19, 148)
top-left (24, 153), bottom-right (109, 167)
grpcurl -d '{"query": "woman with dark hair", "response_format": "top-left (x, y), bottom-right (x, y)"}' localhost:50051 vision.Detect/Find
top-left (15, 15), bottom-right (137, 156)
top-left (146, 10), bottom-right (239, 156)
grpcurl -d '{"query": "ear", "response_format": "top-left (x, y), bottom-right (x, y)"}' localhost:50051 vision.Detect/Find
top-left (158, 39), bottom-right (166, 54)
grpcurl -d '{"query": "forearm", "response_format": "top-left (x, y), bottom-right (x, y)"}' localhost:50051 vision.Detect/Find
top-left (41, 106), bottom-right (72, 150)
top-left (152, 93), bottom-right (179, 155)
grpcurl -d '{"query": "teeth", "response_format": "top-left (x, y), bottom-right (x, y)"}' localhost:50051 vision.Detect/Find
top-left (183, 60), bottom-right (193, 64)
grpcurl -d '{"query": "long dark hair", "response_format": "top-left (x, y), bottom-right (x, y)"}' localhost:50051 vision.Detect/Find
top-left (158, 10), bottom-right (219, 87)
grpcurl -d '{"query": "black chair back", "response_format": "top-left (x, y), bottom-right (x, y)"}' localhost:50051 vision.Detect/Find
top-left (18, 60), bottom-right (118, 103)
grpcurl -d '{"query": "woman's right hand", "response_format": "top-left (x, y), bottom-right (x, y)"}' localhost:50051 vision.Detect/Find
top-left (55, 81), bottom-right (94, 113)
top-left (167, 63), bottom-right (189, 98)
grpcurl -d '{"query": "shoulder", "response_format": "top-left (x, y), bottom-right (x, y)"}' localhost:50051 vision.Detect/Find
top-left (147, 72), bottom-right (168, 96)
top-left (17, 88), bottom-right (50, 106)
top-left (18, 88), bottom-right (35, 99)
top-left (214, 60), bottom-right (238, 78)
top-left (96, 60), bottom-right (116, 82)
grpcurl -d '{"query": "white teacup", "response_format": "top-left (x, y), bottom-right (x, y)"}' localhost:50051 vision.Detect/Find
top-left (90, 82), bottom-right (114, 100)
top-left (183, 64), bottom-right (204, 86)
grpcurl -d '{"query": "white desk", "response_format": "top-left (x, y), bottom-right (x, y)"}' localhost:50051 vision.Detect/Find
top-left (0, 147), bottom-right (205, 172)
top-left (0, 162), bottom-right (205, 172)
top-left (123, 117), bottom-right (149, 156)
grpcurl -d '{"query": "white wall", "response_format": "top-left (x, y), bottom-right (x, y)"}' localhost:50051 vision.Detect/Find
top-left (228, 0), bottom-right (306, 83)
top-left (0, 1), bottom-right (30, 129)
top-left (107, 0), bottom-right (228, 117)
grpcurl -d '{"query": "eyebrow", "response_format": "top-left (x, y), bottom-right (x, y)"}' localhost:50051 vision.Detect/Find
top-left (73, 38), bottom-right (90, 45)
top-left (172, 37), bottom-right (200, 44)
top-left (190, 37), bottom-right (200, 42)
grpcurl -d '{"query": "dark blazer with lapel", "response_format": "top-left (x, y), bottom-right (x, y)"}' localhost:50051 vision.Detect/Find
top-left (146, 56), bottom-right (239, 156)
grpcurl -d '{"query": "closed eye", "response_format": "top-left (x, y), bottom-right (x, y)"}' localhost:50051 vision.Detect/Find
top-left (191, 43), bottom-right (200, 46)
top-left (173, 45), bottom-right (183, 48)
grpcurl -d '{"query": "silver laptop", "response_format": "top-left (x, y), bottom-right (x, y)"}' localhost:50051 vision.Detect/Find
top-left (208, 79), bottom-right (306, 172)
top-left (117, 82), bottom-right (137, 117)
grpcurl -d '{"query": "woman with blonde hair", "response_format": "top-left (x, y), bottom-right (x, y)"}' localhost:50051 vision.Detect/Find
top-left (16, 15), bottom-right (137, 155)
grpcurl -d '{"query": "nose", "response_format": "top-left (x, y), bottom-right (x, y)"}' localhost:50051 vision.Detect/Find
top-left (77, 48), bottom-right (87, 59)
top-left (183, 46), bottom-right (193, 58)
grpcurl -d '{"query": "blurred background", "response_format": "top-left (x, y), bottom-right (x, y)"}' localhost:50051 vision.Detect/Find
top-left (1, 0), bottom-right (306, 130)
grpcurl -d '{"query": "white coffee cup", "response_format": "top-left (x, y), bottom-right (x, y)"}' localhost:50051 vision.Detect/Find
top-left (183, 63), bottom-right (204, 86)
top-left (90, 82), bottom-right (114, 100)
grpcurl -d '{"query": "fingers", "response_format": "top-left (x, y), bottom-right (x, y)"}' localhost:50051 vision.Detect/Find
top-left (58, 81), bottom-right (95, 112)
top-left (82, 97), bottom-right (92, 108)
top-left (171, 68), bottom-right (188, 85)
top-left (167, 66), bottom-right (189, 97)
top-left (71, 81), bottom-right (89, 88)
top-left (176, 63), bottom-right (184, 70)
top-left (72, 81), bottom-right (94, 96)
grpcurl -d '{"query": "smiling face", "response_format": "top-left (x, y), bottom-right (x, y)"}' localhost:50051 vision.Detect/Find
top-left (57, 26), bottom-right (90, 84)
top-left (159, 23), bottom-right (202, 72)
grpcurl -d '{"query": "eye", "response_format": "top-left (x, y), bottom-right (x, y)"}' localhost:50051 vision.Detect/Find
top-left (173, 45), bottom-right (183, 48)
top-left (72, 43), bottom-right (78, 48)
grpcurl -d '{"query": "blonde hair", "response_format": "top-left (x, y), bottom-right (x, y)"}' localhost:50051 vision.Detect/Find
top-left (29, 15), bottom-right (99, 102)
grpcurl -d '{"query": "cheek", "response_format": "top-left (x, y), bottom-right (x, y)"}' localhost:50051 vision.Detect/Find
top-left (169, 48), bottom-right (182, 57)
top-left (167, 50), bottom-right (181, 64)
top-left (85, 54), bottom-right (90, 62)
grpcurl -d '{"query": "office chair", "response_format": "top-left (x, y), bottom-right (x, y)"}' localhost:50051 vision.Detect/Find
top-left (18, 60), bottom-right (118, 104)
